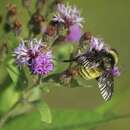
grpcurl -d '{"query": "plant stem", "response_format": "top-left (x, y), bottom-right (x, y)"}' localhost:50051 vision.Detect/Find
top-left (0, 101), bottom-right (20, 128)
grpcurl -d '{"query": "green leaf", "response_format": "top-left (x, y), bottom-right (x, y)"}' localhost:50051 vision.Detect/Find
top-left (1, 109), bottom-right (130, 130)
top-left (53, 43), bottom-right (74, 61)
top-left (0, 64), bottom-right (8, 84)
top-left (1, 111), bottom-right (42, 130)
top-left (52, 43), bottom-right (74, 73)
top-left (24, 87), bottom-right (43, 102)
top-left (0, 83), bottom-right (20, 114)
top-left (6, 59), bottom-right (19, 84)
top-left (39, 82), bottom-right (61, 92)
top-left (35, 101), bottom-right (52, 124)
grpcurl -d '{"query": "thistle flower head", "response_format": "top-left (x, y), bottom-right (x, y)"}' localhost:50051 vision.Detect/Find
top-left (14, 39), bottom-right (54, 75)
top-left (31, 51), bottom-right (54, 75)
top-left (53, 3), bottom-right (83, 27)
top-left (90, 37), bottom-right (104, 51)
top-left (14, 39), bottom-right (44, 65)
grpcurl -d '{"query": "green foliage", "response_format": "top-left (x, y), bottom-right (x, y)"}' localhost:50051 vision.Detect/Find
top-left (0, 64), bottom-right (8, 84)
top-left (1, 108), bottom-right (130, 130)
top-left (0, 83), bottom-right (20, 114)
top-left (0, 0), bottom-right (130, 130)
top-left (23, 87), bottom-right (43, 103)
top-left (35, 101), bottom-right (52, 124)
top-left (6, 59), bottom-right (19, 84)
top-left (53, 43), bottom-right (74, 73)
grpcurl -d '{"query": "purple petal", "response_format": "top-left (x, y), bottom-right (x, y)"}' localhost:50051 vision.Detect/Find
top-left (90, 37), bottom-right (104, 51)
top-left (65, 24), bottom-right (82, 42)
top-left (31, 53), bottom-right (54, 75)
top-left (111, 66), bottom-right (120, 77)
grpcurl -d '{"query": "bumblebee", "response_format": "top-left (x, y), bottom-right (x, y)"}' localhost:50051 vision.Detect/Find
top-left (63, 46), bottom-right (119, 101)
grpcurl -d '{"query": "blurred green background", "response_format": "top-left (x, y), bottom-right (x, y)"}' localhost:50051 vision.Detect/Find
top-left (0, 0), bottom-right (130, 130)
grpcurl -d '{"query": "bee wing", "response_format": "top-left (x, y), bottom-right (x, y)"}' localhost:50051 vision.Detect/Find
top-left (77, 54), bottom-right (100, 69)
top-left (97, 71), bottom-right (114, 101)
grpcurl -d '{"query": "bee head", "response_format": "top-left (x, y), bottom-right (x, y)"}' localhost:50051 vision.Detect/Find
top-left (108, 48), bottom-right (119, 65)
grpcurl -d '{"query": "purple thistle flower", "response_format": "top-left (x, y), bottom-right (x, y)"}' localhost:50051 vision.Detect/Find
top-left (14, 39), bottom-right (54, 75)
top-left (65, 24), bottom-right (82, 42)
top-left (53, 3), bottom-right (84, 27)
top-left (14, 39), bottom-right (44, 66)
top-left (31, 52), bottom-right (54, 75)
top-left (90, 37), bottom-right (104, 51)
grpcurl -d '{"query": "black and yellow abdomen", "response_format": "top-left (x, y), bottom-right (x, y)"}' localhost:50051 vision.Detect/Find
top-left (78, 66), bottom-right (103, 80)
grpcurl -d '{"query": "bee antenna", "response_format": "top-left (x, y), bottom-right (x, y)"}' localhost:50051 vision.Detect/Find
top-left (62, 58), bottom-right (76, 62)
